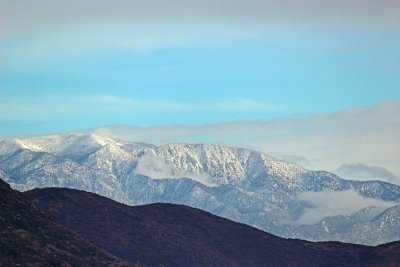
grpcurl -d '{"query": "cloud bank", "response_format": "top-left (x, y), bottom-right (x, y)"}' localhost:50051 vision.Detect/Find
top-left (1, 0), bottom-right (400, 69)
top-left (2, 0), bottom-right (400, 37)
top-left (335, 163), bottom-right (400, 184)
top-left (294, 190), bottom-right (397, 225)
top-left (89, 102), bottom-right (400, 182)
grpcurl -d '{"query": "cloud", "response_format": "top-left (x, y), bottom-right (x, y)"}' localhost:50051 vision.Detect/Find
top-left (0, 94), bottom-right (277, 121)
top-left (135, 153), bottom-right (216, 187)
top-left (95, 95), bottom-right (278, 112)
top-left (88, 102), bottom-right (400, 181)
top-left (335, 163), bottom-right (400, 184)
top-left (1, 23), bottom-right (255, 70)
top-left (2, 0), bottom-right (399, 37)
top-left (2, 97), bottom-right (399, 185)
top-left (1, 0), bottom-right (400, 69)
top-left (294, 190), bottom-right (397, 225)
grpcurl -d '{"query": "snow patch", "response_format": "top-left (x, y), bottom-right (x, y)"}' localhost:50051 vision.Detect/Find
top-left (322, 221), bottom-right (330, 233)
top-left (15, 139), bottom-right (45, 152)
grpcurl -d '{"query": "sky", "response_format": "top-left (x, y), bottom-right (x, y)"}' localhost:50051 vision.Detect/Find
top-left (1, 0), bottom-right (400, 182)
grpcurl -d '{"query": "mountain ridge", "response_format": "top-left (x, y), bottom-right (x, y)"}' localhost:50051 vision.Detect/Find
top-left (0, 178), bottom-right (133, 266)
top-left (24, 185), bottom-right (400, 267)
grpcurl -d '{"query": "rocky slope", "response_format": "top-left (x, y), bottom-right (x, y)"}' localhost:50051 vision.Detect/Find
top-left (1, 134), bottom-right (399, 245)
top-left (25, 186), bottom-right (400, 267)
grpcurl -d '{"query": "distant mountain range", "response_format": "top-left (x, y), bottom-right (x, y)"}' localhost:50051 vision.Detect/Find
top-left (1, 134), bottom-right (399, 245)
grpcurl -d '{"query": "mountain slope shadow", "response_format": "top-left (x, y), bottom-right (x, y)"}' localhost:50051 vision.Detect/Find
top-left (0, 179), bottom-right (133, 267)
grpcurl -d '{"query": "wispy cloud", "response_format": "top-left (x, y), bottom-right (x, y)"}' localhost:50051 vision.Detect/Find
top-left (0, 94), bottom-right (278, 120)
top-left (95, 95), bottom-right (277, 112)
top-left (1, 0), bottom-right (399, 69)
top-left (1, 23), bottom-right (256, 70)
top-left (294, 190), bottom-right (397, 225)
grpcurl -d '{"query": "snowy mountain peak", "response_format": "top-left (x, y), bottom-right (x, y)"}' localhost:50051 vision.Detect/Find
top-left (14, 138), bottom-right (47, 152)
top-left (2, 134), bottom-right (309, 187)
top-left (5, 134), bottom-right (125, 156)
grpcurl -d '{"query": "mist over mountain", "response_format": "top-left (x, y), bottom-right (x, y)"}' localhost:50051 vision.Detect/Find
top-left (336, 163), bottom-right (400, 184)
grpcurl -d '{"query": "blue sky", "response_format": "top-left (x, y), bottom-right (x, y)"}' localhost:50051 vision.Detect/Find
top-left (2, 31), bottom-right (399, 135)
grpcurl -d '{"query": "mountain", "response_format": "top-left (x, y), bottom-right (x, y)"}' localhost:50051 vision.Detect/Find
top-left (24, 186), bottom-right (400, 267)
top-left (279, 205), bottom-right (400, 245)
top-left (1, 134), bottom-right (400, 245)
top-left (0, 178), bottom-right (132, 266)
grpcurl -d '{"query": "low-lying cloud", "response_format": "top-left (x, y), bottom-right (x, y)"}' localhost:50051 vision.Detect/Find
top-left (294, 190), bottom-right (397, 225)
top-left (335, 163), bottom-right (400, 185)
top-left (90, 102), bottom-right (400, 182)
top-left (135, 153), bottom-right (215, 187)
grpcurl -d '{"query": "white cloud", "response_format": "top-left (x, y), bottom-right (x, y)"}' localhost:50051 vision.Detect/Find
top-left (335, 163), bottom-right (400, 184)
top-left (0, 94), bottom-right (277, 121)
top-left (95, 95), bottom-right (278, 112)
top-left (2, 0), bottom-right (399, 69)
top-left (135, 153), bottom-right (216, 187)
top-left (294, 190), bottom-right (397, 225)
top-left (88, 102), bottom-right (400, 181)
top-left (3, 99), bottom-right (399, 185)
top-left (1, 23), bottom-right (258, 70)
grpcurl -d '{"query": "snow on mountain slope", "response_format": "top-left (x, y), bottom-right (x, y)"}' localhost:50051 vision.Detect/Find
top-left (280, 205), bottom-right (400, 245)
top-left (0, 134), bottom-right (399, 245)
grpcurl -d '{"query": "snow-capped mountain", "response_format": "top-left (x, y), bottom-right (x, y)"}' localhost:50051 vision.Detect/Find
top-left (1, 134), bottom-right (399, 245)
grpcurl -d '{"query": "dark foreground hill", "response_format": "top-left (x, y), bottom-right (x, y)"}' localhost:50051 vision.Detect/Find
top-left (0, 179), bottom-right (133, 267)
top-left (25, 187), bottom-right (400, 267)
